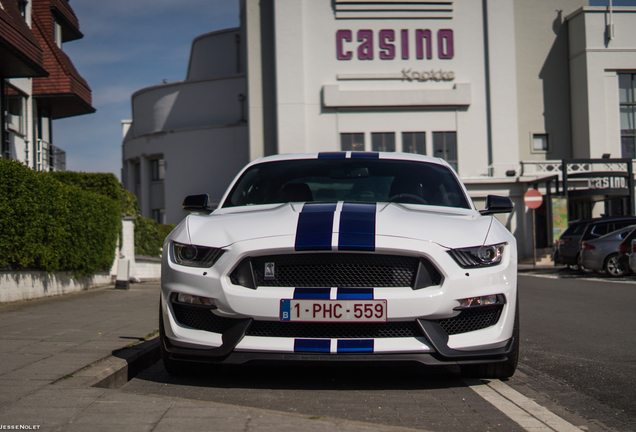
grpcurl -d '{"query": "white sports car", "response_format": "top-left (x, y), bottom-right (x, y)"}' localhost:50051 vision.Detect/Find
top-left (160, 152), bottom-right (518, 378)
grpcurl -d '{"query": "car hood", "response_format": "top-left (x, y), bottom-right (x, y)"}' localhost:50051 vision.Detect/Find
top-left (178, 202), bottom-right (493, 250)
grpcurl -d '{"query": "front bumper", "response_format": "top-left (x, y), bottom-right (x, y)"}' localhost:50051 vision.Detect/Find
top-left (162, 318), bottom-right (515, 366)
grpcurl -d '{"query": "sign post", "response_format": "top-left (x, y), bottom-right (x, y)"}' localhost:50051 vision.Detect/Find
top-left (524, 189), bottom-right (543, 267)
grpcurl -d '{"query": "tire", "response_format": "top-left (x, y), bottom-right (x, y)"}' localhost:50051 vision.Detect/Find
top-left (461, 295), bottom-right (519, 379)
top-left (159, 301), bottom-right (192, 376)
top-left (604, 254), bottom-right (627, 277)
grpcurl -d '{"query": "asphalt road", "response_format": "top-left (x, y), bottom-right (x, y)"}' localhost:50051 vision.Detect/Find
top-left (517, 273), bottom-right (636, 424)
top-left (120, 273), bottom-right (636, 431)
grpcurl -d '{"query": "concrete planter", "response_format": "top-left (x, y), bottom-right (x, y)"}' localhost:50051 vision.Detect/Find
top-left (0, 271), bottom-right (113, 303)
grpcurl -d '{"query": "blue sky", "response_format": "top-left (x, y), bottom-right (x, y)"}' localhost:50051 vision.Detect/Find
top-left (54, 0), bottom-right (239, 179)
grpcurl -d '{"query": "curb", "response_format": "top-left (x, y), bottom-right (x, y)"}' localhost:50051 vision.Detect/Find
top-left (517, 266), bottom-right (565, 273)
top-left (56, 335), bottom-right (161, 389)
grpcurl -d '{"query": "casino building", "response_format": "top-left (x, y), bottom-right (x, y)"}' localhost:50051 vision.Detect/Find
top-left (122, 0), bottom-right (636, 257)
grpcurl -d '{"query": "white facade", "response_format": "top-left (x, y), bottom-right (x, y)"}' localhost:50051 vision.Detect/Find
top-left (568, 7), bottom-right (636, 158)
top-left (122, 1), bottom-right (636, 258)
top-left (263, 0), bottom-right (517, 179)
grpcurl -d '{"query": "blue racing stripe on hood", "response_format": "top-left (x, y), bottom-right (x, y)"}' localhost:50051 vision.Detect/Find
top-left (295, 202), bottom-right (337, 251)
top-left (338, 202), bottom-right (376, 251)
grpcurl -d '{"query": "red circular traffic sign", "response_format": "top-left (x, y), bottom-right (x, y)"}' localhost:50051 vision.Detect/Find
top-left (524, 189), bottom-right (543, 209)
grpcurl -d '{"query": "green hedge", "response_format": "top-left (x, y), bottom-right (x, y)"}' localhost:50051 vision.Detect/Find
top-left (0, 160), bottom-right (120, 276)
top-left (52, 171), bottom-right (174, 257)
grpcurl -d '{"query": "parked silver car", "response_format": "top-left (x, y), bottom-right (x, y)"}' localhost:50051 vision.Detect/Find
top-left (629, 240), bottom-right (636, 274)
top-left (580, 226), bottom-right (636, 276)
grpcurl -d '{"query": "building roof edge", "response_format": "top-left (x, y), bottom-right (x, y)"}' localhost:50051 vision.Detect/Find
top-left (130, 73), bottom-right (246, 99)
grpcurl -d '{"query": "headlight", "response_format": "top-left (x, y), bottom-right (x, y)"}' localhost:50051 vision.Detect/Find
top-left (171, 242), bottom-right (225, 267)
top-left (448, 242), bottom-right (506, 268)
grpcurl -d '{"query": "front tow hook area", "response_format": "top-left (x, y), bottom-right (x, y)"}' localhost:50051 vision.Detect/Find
top-left (417, 319), bottom-right (512, 361)
top-left (165, 318), bottom-right (253, 359)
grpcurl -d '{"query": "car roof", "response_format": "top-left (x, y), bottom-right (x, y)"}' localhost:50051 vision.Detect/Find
top-left (588, 225), bottom-right (636, 242)
top-left (246, 152), bottom-right (451, 168)
top-left (586, 216), bottom-right (636, 225)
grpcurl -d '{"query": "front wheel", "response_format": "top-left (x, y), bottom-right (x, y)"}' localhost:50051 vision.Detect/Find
top-left (604, 254), bottom-right (627, 277)
top-left (461, 296), bottom-right (519, 379)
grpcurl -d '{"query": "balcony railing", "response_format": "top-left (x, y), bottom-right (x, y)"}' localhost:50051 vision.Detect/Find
top-left (49, 143), bottom-right (66, 171)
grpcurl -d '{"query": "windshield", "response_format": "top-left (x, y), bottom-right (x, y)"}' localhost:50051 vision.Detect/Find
top-left (223, 158), bottom-right (471, 209)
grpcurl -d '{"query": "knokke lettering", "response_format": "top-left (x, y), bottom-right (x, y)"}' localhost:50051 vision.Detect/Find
top-left (402, 68), bottom-right (455, 81)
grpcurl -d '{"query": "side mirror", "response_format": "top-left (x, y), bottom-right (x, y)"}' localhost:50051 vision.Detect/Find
top-left (182, 194), bottom-right (211, 212)
top-left (480, 195), bottom-right (513, 215)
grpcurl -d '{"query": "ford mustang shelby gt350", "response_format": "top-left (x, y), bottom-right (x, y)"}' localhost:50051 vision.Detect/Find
top-left (160, 152), bottom-right (518, 378)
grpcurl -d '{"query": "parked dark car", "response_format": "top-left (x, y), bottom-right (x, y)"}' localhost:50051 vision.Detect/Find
top-left (577, 217), bottom-right (636, 269)
top-left (556, 216), bottom-right (636, 270)
top-left (555, 219), bottom-right (595, 269)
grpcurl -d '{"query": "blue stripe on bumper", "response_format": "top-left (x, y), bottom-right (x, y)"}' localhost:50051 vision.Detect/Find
top-left (336, 288), bottom-right (374, 299)
top-left (293, 288), bottom-right (331, 299)
top-left (294, 339), bottom-right (330, 353)
top-left (337, 339), bottom-right (374, 353)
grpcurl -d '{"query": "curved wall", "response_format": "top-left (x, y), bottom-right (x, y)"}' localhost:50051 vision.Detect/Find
top-left (131, 75), bottom-right (247, 136)
top-left (187, 28), bottom-right (244, 80)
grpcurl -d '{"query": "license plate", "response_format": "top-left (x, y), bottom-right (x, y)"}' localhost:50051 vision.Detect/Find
top-left (280, 299), bottom-right (387, 322)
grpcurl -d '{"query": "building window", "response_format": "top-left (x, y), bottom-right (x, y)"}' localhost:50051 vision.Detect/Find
top-left (532, 133), bottom-right (549, 152)
top-left (433, 131), bottom-right (457, 171)
top-left (619, 73), bottom-right (636, 159)
top-left (17, 0), bottom-right (26, 17)
top-left (371, 132), bottom-right (395, 152)
top-left (5, 95), bottom-right (25, 135)
top-left (152, 209), bottom-right (165, 225)
top-left (134, 162), bottom-right (141, 185)
top-left (35, 139), bottom-right (49, 171)
top-left (54, 21), bottom-right (63, 48)
top-left (151, 158), bottom-right (165, 181)
top-left (402, 132), bottom-right (426, 155)
top-left (340, 133), bottom-right (364, 151)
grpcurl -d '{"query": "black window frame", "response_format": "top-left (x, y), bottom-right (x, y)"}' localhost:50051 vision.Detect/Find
top-left (402, 131), bottom-right (426, 155)
top-left (340, 133), bottom-right (365, 151)
top-left (371, 132), bottom-right (396, 152)
top-left (619, 73), bottom-right (636, 159)
top-left (433, 131), bottom-right (457, 171)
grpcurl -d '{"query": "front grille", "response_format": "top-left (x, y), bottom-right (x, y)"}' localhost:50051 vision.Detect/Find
top-left (436, 306), bottom-right (503, 335)
top-left (230, 253), bottom-right (442, 289)
top-left (247, 320), bottom-right (422, 339)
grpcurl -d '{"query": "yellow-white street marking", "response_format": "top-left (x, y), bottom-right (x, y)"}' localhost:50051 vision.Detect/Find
top-left (464, 378), bottom-right (582, 432)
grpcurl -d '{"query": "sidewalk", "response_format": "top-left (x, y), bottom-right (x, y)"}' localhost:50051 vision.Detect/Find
top-left (0, 283), bottom-right (425, 432)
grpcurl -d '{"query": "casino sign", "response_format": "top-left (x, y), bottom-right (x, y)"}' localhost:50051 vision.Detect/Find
top-left (562, 158), bottom-right (635, 215)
